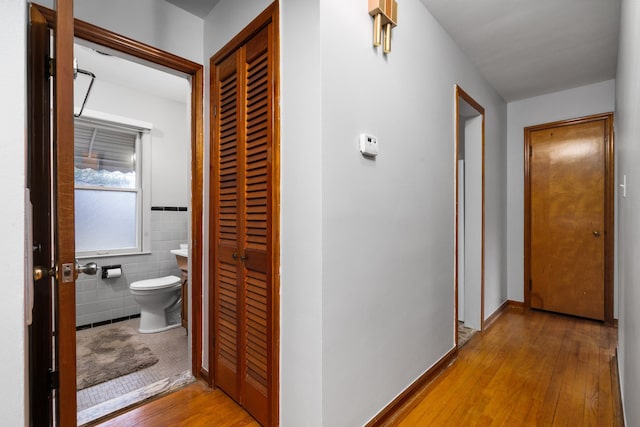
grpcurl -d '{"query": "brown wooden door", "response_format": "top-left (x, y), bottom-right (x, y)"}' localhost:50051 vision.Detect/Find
top-left (53, 2), bottom-right (80, 424)
top-left (211, 5), bottom-right (278, 426)
top-left (527, 115), bottom-right (612, 321)
top-left (28, 2), bottom-right (78, 425)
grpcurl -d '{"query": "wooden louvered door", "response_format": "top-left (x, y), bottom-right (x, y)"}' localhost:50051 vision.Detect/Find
top-left (211, 4), bottom-right (278, 426)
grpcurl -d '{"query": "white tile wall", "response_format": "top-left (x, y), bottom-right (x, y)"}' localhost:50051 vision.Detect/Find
top-left (75, 210), bottom-right (188, 327)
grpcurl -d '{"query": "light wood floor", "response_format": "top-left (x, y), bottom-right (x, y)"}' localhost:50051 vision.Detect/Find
top-left (391, 308), bottom-right (623, 426)
top-left (97, 308), bottom-right (622, 426)
top-left (95, 382), bottom-right (259, 427)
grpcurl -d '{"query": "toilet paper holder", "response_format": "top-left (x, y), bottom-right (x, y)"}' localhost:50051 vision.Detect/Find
top-left (101, 264), bottom-right (122, 279)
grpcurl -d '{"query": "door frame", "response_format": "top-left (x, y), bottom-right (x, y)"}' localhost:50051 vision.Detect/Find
top-left (31, 1), bottom-right (205, 414)
top-left (28, 4), bottom-right (55, 423)
top-left (523, 112), bottom-right (614, 324)
top-left (208, 3), bottom-right (280, 426)
top-left (454, 85), bottom-right (485, 346)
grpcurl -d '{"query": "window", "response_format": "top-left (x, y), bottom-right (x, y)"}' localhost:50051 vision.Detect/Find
top-left (74, 115), bottom-right (151, 256)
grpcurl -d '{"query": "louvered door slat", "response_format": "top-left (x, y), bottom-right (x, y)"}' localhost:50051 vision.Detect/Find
top-left (246, 162), bottom-right (268, 175)
top-left (247, 144), bottom-right (267, 158)
top-left (247, 154), bottom-right (268, 167)
top-left (247, 103), bottom-right (268, 122)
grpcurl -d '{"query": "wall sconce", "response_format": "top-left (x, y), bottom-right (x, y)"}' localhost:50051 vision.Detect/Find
top-left (369, 0), bottom-right (398, 54)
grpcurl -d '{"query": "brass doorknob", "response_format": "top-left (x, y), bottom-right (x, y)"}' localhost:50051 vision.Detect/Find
top-left (593, 230), bottom-right (601, 237)
top-left (33, 265), bottom-right (55, 281)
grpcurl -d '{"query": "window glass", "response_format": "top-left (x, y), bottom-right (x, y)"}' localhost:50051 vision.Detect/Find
top-left (74, 119), bottom-right (142, 255)
top-left (75, 189), bottom-right (137, 253)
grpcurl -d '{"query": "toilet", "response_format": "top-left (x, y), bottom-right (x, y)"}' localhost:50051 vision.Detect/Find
top-left (129, 275), bottom-right (182, 333)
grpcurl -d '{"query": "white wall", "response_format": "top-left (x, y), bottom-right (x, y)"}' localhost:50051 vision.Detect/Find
top-left (203, 0), bottom-right (272, 55)
top-left (615, 0), bottom-right (640, 424)
top-left (35, 0), bottom-right (204, 64)
top-left (457, 159), bottom-right (465, 321)
top-left (319, 0), bottom-right (507, 424)
top-left (74, 77), bottom-right (190, 206)
top-left (77, 0), bottom-right (203, 63)
top-left (464, 115), bottom-right (483, 331)
top-left (506, 80), bottom-right (616, 306)
top-left (0, 1), bottom-right (27, 425)
top-left (279, 0), bottom-right (324, 425)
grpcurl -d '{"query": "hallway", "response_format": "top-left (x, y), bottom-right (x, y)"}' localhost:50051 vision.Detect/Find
top-left (97, 307), bottom-right (622, 426)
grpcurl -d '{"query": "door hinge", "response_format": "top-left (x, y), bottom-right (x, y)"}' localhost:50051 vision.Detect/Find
top-left (529, 145), bottom-right (532, 157)
top-left (47, 57), bottom-right (55, 79)
top-left (529, 279), bottom-right (532, 291)
top-left (213, 105), bottom-right (218, 117)
top-left (48, 369), bottom-right (59, 391)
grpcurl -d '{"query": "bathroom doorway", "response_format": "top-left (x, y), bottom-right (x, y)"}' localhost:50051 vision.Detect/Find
top-left (27, 5), bottom-right (204, 425)
top-left (454, 85), bottom-right (485, 347)
top-left (72, 41), bottom-right (193, 424)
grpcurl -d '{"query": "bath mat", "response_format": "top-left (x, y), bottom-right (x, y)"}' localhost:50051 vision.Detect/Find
top-left (76, 325), bottom-right (159, 390)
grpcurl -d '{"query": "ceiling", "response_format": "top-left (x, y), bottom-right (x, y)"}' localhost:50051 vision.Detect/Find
top-left (420, 0), bottom-right (621, 101)
top-left (166, 0), bottom-right (220, 19)
top-left (104, 0), bottom-right (621, 104)
top-left (74, 43), bottom-right (189, 105)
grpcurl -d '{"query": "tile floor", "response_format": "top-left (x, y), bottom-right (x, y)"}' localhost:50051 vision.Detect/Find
top-left (76, 318), bottom-right (191, 424)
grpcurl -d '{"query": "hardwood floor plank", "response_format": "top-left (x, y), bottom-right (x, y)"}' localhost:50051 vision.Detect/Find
top-left (389, 309), bottom-right (619, 427)
top-left (515, 315), bottom-right (552, 424)
top-left (523, 314), bottom-right (563, 425)
top-left (403, 325), bottom-right (511, 425)
top-left (583, 322), bottom-right (601, 426)
top-left (96, 309), bottom-right (621, 427)
top-left (553, 335), bottom-right (583, 425)
top-left (611, 351), bottom-right (625, 427)
top-left (482, 335), bottom-right (536, 424)
top-left (597, 347), bottom-right (615, 426)
top-left (96, 382), bottom-right (259, 427)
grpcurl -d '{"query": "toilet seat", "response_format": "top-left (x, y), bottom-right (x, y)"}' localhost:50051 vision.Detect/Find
top-left (130, 275), bottom-right (181, 291)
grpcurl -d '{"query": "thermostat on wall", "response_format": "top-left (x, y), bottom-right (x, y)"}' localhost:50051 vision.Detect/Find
top-left (359, 133), bottom-right (379, 157)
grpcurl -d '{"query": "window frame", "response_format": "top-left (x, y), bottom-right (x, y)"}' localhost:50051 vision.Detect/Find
top-left (74, 109), bottom-right (152, 258)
